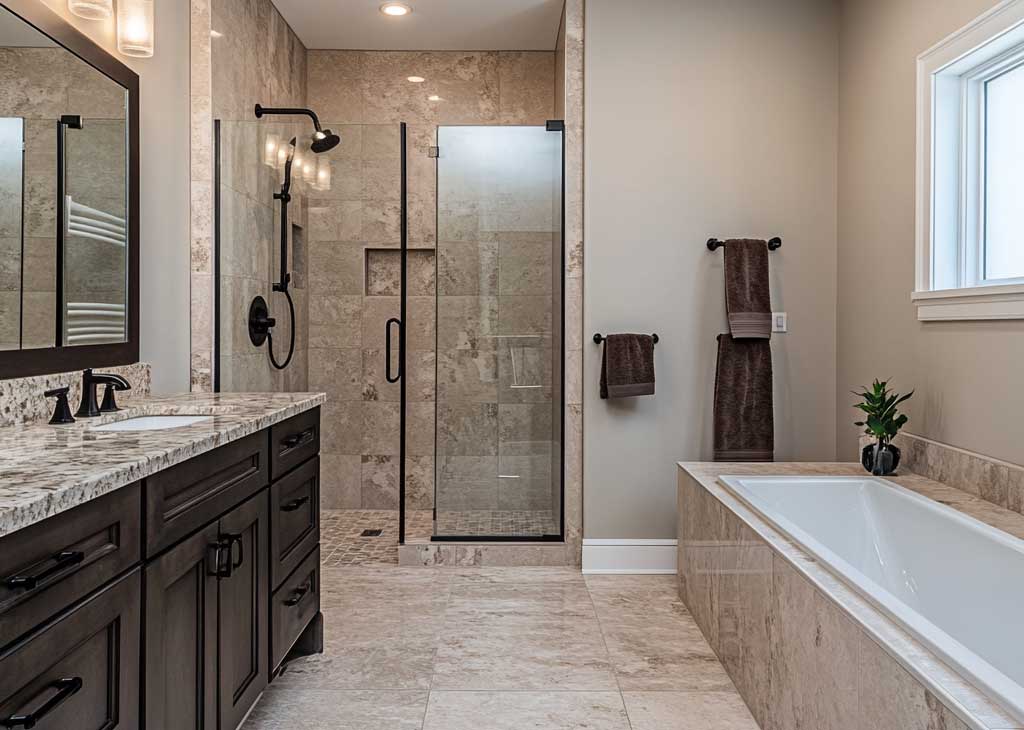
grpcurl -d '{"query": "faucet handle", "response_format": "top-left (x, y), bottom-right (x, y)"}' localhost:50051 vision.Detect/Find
top-left (100, 382), bottom-right (125, 413)
top-left (44, 387), bottom-right (75, 425)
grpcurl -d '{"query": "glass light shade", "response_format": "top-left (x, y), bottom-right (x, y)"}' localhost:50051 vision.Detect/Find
top-left (263, 133), bottom-right (280, 167)
top-left (68, 0), bottom-right (113, 19)
top-left (315, 158), bottom-right (331, 191)
top-left (302, 160), bottom-right (316, 184)
top-left (117, 0), bottom-right (154, 58)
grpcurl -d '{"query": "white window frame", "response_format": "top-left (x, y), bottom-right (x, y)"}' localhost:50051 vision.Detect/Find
top-left (915, 0), bottom-right (1024, 321)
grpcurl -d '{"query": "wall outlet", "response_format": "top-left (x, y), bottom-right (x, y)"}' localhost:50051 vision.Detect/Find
top-left (772, 312), bottom-right (788, 333)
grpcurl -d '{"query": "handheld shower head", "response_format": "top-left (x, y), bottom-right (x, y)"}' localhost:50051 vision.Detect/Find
top-left (255, 104), bottom-right (340, 154)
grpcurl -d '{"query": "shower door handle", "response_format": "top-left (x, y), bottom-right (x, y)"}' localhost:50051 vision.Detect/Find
top-left (385, 317), bottom-right (402, 383)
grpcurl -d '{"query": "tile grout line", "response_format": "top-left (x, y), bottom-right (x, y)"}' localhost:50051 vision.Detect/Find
top-left (583, 574), bottom-right (636, 730)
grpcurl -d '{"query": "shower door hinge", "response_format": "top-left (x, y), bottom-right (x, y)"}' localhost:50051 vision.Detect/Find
top-left (428, 146), bottom-right (440, 158)
top-left (546, 120), bottom-right (564, 131)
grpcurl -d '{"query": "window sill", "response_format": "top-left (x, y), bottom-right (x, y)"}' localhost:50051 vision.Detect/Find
top-left (912, 283), bottom-right (1024, 321)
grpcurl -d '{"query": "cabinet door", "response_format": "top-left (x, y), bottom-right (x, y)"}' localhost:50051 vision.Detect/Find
top-left (217, 491), bottom-right (269, 730)
top-left (144, 523), bottom-right (219, 730)
top-left (0, 570), bottom-right (141, 730)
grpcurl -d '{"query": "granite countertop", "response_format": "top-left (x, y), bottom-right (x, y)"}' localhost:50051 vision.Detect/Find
top-left (0, 392), bottom-right (326, 539)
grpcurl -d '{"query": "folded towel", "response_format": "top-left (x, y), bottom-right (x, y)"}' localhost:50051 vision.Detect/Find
top-left (600, 334), bottom-right (656, 399)
top-left (713, 334), bottom-right (773, 461)
top-left (724, 239), bottom-right (772, 339)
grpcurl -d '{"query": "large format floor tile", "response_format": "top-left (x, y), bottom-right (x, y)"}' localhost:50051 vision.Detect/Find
top-left (244, 566), bottom-right (752, 729)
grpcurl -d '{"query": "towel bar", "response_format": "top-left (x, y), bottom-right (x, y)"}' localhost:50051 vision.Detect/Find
top-left (593, 333), bottom-right (659, 345)
top-left (707, 237), bottom-right (782, 252)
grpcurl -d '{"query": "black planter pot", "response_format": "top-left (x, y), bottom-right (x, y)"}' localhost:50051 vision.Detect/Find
top-left (861, 441), bottom-right (901, 476)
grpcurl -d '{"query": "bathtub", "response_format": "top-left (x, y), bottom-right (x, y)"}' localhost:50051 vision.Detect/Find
top-left (718, 475), bottom-right (1024, 722)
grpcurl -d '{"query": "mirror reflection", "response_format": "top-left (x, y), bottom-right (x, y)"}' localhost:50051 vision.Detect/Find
top-left (0, 4), bottom-right (128, 351)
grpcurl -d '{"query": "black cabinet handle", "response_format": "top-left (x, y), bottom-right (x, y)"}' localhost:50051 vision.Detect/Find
top-left (280, 495), bottom-right (311, 512)
top-left (3, 551), bottom-right (84, 591)
top-left (208, 534), bottom-right (241, 578)
top-left (283, 581), bottom-right (311, 607)
top-left (279, 428), bottom-right (314, 452)
top-left (2, 676), bottom-right (83, 727)
top-left (385, 317), bottom-right (402, 384)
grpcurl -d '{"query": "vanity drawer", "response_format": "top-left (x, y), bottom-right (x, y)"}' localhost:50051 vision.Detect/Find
top-left (271, 547), bottom-right (320, 673)
top-left (0, 484), bottom-right (141, 649)
top-left (145, 431), bottom-right (268, 556)
top-left (270, 456), bottom-right (320, 590)
top-left (0, 569), bottom-right (141, 730)
top-left (270, 407), bottom-right (320, 481)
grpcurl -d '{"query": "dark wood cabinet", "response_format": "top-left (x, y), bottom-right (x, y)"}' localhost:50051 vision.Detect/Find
top-left (0, 408), bottom-right (322, 730)
top-left (0, 570), bottom-right (141, 730)
top-left (216, 492), bottom-right (269, 730)
top-left (144, 522), bottom-right (219, 730)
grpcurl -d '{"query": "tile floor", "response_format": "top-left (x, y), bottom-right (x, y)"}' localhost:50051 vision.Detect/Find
top-left (242, 567), bottom-right (759, 730)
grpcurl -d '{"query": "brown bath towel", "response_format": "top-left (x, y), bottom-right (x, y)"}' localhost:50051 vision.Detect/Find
top-left (724, 239), bottom-right (772, 339)
top-left (713, 334), bottom-right (773, 461)
top-left (600, 334), bottom-right (656, 399)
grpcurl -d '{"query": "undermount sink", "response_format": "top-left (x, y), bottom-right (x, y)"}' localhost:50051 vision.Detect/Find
top-left (91, 415), bottom-right (213, 432)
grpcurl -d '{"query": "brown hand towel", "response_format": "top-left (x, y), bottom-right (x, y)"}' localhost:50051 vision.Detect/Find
top-left (713, 334), bottom-right (773, 461)
top-left (600, 334), bottom-right (655, 399)
top-left (724, 239), bottom-right (772, 339)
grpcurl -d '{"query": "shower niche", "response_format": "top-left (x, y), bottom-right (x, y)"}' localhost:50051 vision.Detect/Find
top-left (214, 118), bottom-right (565, 542)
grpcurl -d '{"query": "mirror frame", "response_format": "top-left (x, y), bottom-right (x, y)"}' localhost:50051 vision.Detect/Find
top-left (0, 0), bottom-right (139, 379)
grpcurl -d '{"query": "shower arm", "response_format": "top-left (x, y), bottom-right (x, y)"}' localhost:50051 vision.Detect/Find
top-left (254, 104), bottom-right (326, 134)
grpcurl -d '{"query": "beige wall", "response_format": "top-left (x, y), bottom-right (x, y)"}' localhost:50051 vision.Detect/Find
top-left (835, 0), bottom-right (1020, 463)
top-left (37, 0), bottom-right (191, 393)
top-left (584, 0), bottom-right (840, 539)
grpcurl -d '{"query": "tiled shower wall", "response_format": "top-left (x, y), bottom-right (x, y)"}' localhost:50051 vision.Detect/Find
top-left (190, 0), bottom-right (309, 392)
top-left (305, 50), bottom-right (557, 511)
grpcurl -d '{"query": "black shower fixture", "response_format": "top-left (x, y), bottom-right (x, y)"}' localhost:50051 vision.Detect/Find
top-left (254, 104), bottom-right (341, 153)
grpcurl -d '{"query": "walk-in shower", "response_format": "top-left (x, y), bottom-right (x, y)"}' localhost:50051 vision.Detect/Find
top-left (214, 114), bottom-right (565, 542)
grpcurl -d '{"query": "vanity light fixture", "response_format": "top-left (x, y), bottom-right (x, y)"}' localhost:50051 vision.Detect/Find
top-left (315, 158), bottom-right (332, 191)
top-left (428, 94), bottom-right (442, 102)
top-left (117, 0), bottom-right (154, 58)
top-left (407, 76), bottom-right (425, 83)
top-left (68, 0), bottom-right (113, 20)
top-left (210, 29), bottom-right (223, 38)
top-left (380, 3), bottom-right (411, 17)
top-left (302, 160), bottom-right (316, 184)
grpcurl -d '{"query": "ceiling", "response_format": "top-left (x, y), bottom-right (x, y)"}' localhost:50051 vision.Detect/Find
top-left (0, 7), bottom-right (57, 47)
top-left (270, 0), bottom-right (564, 51)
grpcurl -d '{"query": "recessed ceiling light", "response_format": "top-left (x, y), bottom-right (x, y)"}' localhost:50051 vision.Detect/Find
top-left (407, 76), bottom-right (425, 83)
top-left (428, 94), bottom-right (442, 102)
top-left (380, 3), bottom-right (411, 16)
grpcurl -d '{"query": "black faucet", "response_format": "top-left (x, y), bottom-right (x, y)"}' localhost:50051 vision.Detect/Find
top-left (75, 369), bottom-right (132, 418)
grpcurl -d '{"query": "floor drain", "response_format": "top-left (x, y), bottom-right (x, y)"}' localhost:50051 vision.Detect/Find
top-left (360, 529), bottom-right (383, 537)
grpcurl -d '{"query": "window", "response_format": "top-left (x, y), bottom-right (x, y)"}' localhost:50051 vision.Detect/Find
top-left (915, 0), bottom-right (1024, 320)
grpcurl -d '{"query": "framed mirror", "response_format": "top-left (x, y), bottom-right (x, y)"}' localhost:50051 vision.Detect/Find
top-left (0, 0), bottom-right (138, 378)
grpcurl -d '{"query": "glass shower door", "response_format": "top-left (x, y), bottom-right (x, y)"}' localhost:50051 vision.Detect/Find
top-left (432, 125), bottom-right (564, 540)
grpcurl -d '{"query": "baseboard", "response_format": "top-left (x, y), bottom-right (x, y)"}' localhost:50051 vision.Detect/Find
top-left (581, 539), bottom-right (678, 574)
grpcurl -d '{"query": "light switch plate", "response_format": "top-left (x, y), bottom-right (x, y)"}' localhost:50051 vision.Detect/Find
top-left (772, 312), bottom-right (788, 333)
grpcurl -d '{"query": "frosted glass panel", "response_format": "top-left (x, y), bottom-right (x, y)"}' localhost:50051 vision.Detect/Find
top-left (985, 64), bottom-right (1024, 281)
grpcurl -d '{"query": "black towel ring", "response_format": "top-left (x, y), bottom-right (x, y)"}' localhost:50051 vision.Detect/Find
top-left (593, 333), bottom-right (659, 345)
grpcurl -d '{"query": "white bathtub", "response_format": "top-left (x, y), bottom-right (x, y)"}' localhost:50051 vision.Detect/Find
top-left (718, 475), bottom-right (1024, 722)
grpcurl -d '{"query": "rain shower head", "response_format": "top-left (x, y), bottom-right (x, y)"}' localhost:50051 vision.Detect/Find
top-left (254, 103), bottom-right (340, 154)
top-left (311, 129), bottom-right (341, 154)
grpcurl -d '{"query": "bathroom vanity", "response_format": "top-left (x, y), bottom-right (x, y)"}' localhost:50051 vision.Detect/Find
top-left (0, 393), bottom-right (325, 730)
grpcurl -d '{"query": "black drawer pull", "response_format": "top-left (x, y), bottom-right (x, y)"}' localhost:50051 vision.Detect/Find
top-left (280, 495), bottom-right (311, 512)
top-left (2, 676), bottom-right (83, 728)
top-left (208, 534), bottom-right (242, 578)
top-left (283, 580), bottom-right (311, 607)
top-left (279, 428), bottom-right (314, 452)
top-left (3, 551), bottom-right (85, 591)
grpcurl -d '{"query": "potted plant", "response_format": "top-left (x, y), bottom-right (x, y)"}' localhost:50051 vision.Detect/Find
top-left (853, 379), bottom-right (913, 476)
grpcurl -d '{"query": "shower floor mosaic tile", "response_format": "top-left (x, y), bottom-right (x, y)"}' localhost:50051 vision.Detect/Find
top-left (319, 509), bottom-right (561, 567)
top-left (242, 569), bottom-right (758, 730)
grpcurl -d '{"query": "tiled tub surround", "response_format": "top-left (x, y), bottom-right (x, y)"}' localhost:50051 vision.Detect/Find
top-left (0, 390), bottom-right (324, 538)
top-left (678, 462), bottom-right (1024, 730)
